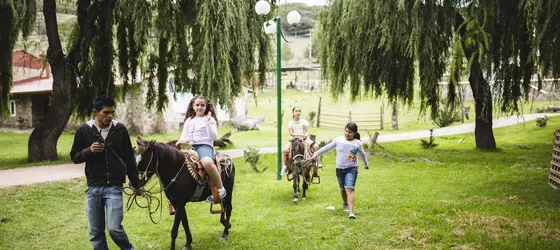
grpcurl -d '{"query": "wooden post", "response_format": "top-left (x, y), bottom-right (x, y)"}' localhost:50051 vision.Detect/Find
top-left (392, 101), bottom-right (398, 130)
top-left (380, 105), bottom-right (384, 130)
top-left (317, 96), bottom-right (322, 127)
top-left (306, 69), bottom-right (310, 90)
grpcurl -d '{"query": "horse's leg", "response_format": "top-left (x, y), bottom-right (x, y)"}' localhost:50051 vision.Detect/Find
top-left (302, 169), bottom-right (310, 200)
top-left (170, 208), bottom-right (182, 250)
top-left (220, 197), bottom-right (233, 241)
top-left (220, 164), bottom-right (234, 241)
top-left (293, 173), bottom-right (299, 204)
top-left (177, 206), bottom-right (193, 250)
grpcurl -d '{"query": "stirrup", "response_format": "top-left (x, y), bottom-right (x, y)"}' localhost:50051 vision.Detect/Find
top-left (311, 175), bottom-right (320, 184)
top-left (208, 197), bottom-right (224, 214)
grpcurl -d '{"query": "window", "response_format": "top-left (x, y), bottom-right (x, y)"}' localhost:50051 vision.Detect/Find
top-left (9, 100), bottom-right (16, 117)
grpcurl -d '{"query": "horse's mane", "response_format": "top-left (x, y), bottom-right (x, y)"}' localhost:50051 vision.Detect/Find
top-left (292, 138), bottom-right (305, 153)
top-left (147, 140), bottom-right (185, 167)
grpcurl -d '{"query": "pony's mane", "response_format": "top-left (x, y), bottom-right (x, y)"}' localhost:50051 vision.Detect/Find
top-left (147, 140), bottom-right (184, 165)
top-left (292, 138), bottom-right (305, 152)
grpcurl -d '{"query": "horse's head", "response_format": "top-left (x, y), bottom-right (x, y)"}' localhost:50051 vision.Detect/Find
top-left (290, 137), bottom-right (306, 166)
top-left (136, 137), bottom-right (157, 184)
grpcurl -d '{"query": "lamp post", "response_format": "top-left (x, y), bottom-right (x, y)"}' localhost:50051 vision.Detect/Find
top-left (255, 0), bottom-right (301, 180)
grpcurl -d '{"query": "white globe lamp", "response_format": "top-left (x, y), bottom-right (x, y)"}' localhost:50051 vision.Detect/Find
top-left (286, 11), bottom-right (301, 26)
top-left (255, 1), bottom-right (271, 16)
top-left (263, 20), bottom-right (277, 35)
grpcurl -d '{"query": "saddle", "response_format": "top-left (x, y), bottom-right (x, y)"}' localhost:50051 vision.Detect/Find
top-left (175, 141), bottom-right (231, 214)
top-left (177, 142), bottom-right (200, 161)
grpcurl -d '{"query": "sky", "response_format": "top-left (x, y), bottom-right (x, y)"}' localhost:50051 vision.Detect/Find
top-left (281, 0), bottom-right (328, 6)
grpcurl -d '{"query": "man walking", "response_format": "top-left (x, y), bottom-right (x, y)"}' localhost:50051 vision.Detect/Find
top-left (70, 95), bottom-right (145, 250)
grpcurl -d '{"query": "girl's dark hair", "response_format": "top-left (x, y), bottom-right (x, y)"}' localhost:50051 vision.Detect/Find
top-left (185, 96), bottom-right (218, 122)
top-left (92, 95), bottom-right (115, 111)
top-left (292, 106), bottom-right (301, 119)
top-left (345, 122), bottom-right (360, 140)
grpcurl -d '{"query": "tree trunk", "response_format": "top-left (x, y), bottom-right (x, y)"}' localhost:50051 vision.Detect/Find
top-left (455, 12), bottom-right (496, 150)
top-left (469, 62), bottom-right (496, 150)
top-left (28, 0), bottom-right (72, 162)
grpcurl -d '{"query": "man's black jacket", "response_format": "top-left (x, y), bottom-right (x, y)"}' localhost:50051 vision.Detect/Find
top-left (70, 120), bottom-right (142, 189)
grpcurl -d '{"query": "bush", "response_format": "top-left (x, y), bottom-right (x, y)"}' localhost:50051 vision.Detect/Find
top-left (536, 116), bottom-right (549, 127)
top-left (308, 111), bottom-right (316, 121)
top-left (244, 146), bottom-right (267, 173)
top-left (421, 129), bottom-right (438, 149)
top-left (434, 106), bottom-right (460, 127)
top-left (318, 140), bottom-right (332, 148)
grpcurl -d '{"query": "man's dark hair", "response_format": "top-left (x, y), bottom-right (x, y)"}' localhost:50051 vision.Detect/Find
top-left (92, 95), bottom-right (116, 111)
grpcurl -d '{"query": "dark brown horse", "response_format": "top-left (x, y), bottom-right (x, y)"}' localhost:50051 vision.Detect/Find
top-left (289, 137), bottom-right (313, 204)
top-left (135, 138), bottom-right (235, 250)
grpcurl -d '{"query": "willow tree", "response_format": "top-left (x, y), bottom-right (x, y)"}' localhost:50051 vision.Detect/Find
top-left (0, 0), bottom-right (36, 117)
top-left (1, 0), bottom-right (274, 162)
top-left (320, 0), bottom-right (560, 149)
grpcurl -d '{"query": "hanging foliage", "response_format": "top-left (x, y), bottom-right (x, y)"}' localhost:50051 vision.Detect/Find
top-left (320, 0), bottom-right (560, 149)
top-left (3, 0), bottom-right (272, 161)
top-left (0, 0), bottom-right (36, 117)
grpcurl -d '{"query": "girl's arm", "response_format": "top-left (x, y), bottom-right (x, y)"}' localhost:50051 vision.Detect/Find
top-left (288, 120), bottom-right (297, 137)
top-left (303, 120), bottom-right (309, 136)
top-left (357, 143), bottom-right (369, 169)
top-left (313, 139), bottom-right (337, 157)
top-left (205, 117), bottom-right (218, 141)
top-left (177, 118), bottom-right (191, 143)
top-left (289, 127), bottom-right (296, 137)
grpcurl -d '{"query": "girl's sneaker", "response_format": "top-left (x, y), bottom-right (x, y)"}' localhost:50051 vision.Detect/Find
top-left (342, 203), bottom-right (349, 212)
top-left (348, 212), bottom-right (356, 219)
top-left (281, 166), bottom-right (289, 175)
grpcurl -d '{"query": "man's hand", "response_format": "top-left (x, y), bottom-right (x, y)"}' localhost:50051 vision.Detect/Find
top-left (89, 142), bottom-right (104, 153)
top-left (311, 155), bottom-right (318, 161)
top-left (135, 186), bottom-right (146, 196)
top-left (205, 111), bottom-right (212, 121)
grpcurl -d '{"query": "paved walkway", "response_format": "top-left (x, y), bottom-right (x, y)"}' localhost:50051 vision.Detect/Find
top-left (0, 113), bottom-right (555, 188)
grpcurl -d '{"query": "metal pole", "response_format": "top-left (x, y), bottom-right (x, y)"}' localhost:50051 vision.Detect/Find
top-left (276, 17), bottom-right (282, 180)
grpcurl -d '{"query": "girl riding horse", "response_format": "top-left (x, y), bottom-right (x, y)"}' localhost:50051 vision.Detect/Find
top-left (176, 96), bottom-right (225, 203)
top-left (281, 107), bottom-right (320, 175)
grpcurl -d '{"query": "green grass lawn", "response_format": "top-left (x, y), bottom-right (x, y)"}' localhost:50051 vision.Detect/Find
top-left (0, 88), bottom-right (556, 170)
top-left (1, 117), bottom-right (559, 249)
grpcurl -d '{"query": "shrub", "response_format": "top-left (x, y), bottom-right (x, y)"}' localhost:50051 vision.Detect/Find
top-left (244, 146), bottom-right (267, 173)
top-left (421, 129), bottom-right (438, 149)
top-left (536, 116), bottom-right (549, 127)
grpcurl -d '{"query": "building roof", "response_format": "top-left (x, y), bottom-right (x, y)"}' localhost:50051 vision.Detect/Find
top-left (10, 77), bottom-right (53, 94)
top-left (11, 50), bottom-right (52, 95)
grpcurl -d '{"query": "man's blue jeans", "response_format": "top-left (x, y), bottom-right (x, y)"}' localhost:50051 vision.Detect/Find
top-left (86, 186), bottom-right (133, 250)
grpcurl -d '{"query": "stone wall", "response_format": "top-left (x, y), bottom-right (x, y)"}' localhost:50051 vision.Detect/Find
top-left (116, 88), bottom-right (177, 135)
top-left (1, 95), bottom-right (34, 128)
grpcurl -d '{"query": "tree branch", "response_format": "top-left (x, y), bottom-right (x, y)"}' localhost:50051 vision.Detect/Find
top-left (43, 0), bottom-right (63, 64)
top-left (67, 0), bottom-right (104, 68)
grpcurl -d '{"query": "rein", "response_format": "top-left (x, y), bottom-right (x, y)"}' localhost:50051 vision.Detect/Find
top-left (291, 141), bottom-right (316, 184)
top-left (126, 147), bottom-right (188, 224)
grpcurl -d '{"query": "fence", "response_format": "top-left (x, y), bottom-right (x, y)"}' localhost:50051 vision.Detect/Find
top-left (316, 97), bottom-right (383, 130)
top-left (549, 130), bottom-right (560, 190)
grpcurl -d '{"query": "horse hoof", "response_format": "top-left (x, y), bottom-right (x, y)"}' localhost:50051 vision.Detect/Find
top-left (302, 197), bottom-right (306, 200)
top-left (221, 234), bottom-right (228, 242)
top-left (182, 246), bottom-right (192, 250)
top-left (293, 198), bottom-right (298, 204)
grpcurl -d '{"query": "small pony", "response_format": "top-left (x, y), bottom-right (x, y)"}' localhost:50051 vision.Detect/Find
top-left (136, 137), bottom-right (235, 250)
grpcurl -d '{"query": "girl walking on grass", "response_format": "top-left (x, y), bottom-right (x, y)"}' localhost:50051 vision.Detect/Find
top-left (312, 122), bottom-right (368, 219)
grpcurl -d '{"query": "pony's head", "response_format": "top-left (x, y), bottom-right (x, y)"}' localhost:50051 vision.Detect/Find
top-left (136, 137), bottom-right (158, 184)
top-left (290, 137), bottom-right (306, 166)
